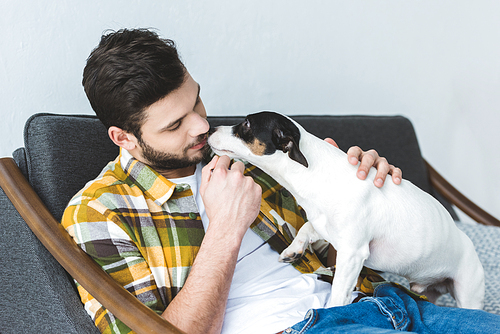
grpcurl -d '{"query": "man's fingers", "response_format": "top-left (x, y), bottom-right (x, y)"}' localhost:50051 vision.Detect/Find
top-left (213, 155), bottom-right (231, 171)
top-left (200, 155), bottom-right (232, 195)
top-left (373, 157), bottom-right (390, 187)
top-left (200, 156), bottom-right (247, 196)
top-left (346, 146), bottom-right (363, 166)
top-left (200, 155), bottom-right (219, 195)
top-left (230, 160), bottom-right (245, 173)
top-left (346, 145), bottom-right (403, 187)
top-left (390, 166), bottom-right (403, 185)
top-left (357, 150), bottom-right (377, 180)
top-left (203, 155), bottom-right (218, 177)
top-left (347, 146), bottom-right (373, 179)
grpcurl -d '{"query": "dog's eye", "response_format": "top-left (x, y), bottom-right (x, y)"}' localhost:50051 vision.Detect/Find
top-left (243, 119), bottom-right (250, 128)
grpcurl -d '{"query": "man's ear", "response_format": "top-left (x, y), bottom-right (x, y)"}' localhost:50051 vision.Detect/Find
top-left (108, 126), bottom-right (137, 151)
top-left (273, 129), bottom-right (309, 168)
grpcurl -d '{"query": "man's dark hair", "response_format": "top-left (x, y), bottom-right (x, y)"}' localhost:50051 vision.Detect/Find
top-left (82, 28), bottom-right (186, 139)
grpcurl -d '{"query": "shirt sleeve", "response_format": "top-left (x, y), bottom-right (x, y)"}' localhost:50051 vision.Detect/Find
top-left (61, 200), bottom-right (166, 334)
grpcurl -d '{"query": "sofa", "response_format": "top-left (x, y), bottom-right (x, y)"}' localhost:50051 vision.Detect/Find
top-left (1, 113), bottom-right (498, 333)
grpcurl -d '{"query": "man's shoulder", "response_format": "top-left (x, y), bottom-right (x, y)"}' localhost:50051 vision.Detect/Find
top-left (66, 158), bottom-right (133, 207)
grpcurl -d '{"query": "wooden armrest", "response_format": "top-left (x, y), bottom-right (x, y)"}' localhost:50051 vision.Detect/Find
top-left (425, 159), bottom-right (500, 227)
top-left (0, 158), bottom-right (185, 334)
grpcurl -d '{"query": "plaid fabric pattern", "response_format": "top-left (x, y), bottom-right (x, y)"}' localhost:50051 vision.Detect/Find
top-left (245, 164), bottom-right (330, 273)
top-left (62, 149), bottom-right (385, 333)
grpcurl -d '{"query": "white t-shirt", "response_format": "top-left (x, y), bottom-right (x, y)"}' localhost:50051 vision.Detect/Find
top-left (171, 163), bottom-right (333, 334)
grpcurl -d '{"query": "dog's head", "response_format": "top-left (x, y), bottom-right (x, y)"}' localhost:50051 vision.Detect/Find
top-left (208, 111), bottom-right (308, 168)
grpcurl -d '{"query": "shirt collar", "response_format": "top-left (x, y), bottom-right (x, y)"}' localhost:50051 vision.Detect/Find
top-left (119, 148), bottom-right (176, 206)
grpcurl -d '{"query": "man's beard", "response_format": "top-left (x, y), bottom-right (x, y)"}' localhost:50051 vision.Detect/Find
top-left (138, 134), bottom-right (210, 172)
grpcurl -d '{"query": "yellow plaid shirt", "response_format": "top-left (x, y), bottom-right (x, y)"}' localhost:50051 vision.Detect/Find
top-left (62, 149), bottom-right (385, 333)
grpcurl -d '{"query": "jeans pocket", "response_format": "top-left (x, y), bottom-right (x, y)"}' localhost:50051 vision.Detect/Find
top-left (363, 297), bottom-right (408, 330)
top-left (289, 309), bottom-right (318, 333)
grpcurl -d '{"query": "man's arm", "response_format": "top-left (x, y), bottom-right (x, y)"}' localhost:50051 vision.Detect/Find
top-left (161, 155), bottom-right (262, 334)
top-left (61, 203), bottom-right (166, 333)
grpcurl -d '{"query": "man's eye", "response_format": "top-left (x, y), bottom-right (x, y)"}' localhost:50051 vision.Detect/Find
top-left (169, 121), bottom-right (181, 131)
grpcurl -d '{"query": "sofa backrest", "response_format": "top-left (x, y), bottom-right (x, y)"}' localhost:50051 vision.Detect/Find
top-left (20, 113), bottom-right (119, 221)
top-left (15, 113), bottom-right (454, 223)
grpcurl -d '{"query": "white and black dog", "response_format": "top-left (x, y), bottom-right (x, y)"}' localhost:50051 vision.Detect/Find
top-left (208, 111), bottom-right (484, 309)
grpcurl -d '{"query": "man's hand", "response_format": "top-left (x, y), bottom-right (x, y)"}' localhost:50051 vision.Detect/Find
top-left (200, 155), bottom-right (262, 242)
top-left (324, 138), bottom-right (402, 188)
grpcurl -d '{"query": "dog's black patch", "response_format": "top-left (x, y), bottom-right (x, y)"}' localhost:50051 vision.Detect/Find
top-left (233, 111), bottom-right (309, 167)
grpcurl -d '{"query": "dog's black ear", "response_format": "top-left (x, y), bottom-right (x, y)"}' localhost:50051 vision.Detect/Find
top-left (273, 129), bottom-right (309, 168)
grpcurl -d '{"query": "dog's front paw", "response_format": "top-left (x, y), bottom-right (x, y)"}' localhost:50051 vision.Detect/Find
top-left (279, 250), bottom-right (302, 263)
top-left (279, 241), bottom-right (307, 263)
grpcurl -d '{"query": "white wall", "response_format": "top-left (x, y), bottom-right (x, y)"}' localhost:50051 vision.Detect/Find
top-left (1, 0), bottom-right (499, 221)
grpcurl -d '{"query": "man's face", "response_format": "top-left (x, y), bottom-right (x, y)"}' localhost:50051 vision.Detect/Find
top-left (134, 72), bottom-right (210, 178)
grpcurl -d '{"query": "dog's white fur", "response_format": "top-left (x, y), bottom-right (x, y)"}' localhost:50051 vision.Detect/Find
top-left (208, 112), bottom-right (484, 309)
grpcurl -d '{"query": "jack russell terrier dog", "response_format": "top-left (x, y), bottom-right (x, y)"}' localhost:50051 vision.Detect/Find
top-left (208, 111), bottom-right (484, 309)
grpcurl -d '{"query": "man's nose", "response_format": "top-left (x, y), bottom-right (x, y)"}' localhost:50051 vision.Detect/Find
top-left (189, 113), bottom-right (210, 136)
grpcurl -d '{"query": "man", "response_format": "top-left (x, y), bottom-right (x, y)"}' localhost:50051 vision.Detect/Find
top-left (62, 28), bottom-right (499, 334)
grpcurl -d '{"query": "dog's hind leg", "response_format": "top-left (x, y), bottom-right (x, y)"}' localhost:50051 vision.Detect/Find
top-left (279, 222), bottom-right (322, 262)
top-left (450, 254), bottom-right (485, 309)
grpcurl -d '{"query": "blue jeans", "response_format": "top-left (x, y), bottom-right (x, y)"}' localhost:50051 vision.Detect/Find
top-left (286, 283), bottom-right (500, 333)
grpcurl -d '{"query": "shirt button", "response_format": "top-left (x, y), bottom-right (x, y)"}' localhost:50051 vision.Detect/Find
top-left (189, 212), bottom-right (197, 220)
